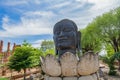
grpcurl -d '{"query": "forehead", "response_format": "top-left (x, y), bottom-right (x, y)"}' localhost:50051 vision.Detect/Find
top-left (54, 21), bottom-right (75, 30)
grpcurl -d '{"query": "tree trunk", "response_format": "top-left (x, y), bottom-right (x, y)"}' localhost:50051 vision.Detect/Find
top-left (118, 60), bottom-right (120, 71)
top-left (2, 67), bottom-right (6, 76)
top-left (23, 69), bottom-right (26, 80)
top-left (10, 70), bottom-right (13, 80)
top-left (112, 38), bottom-right (119, 52)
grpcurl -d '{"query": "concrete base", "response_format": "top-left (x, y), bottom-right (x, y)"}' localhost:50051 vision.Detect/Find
top-left (44, 76), bottom-right (62, 80)
top-left (63, 77), bottom-right (77, 80)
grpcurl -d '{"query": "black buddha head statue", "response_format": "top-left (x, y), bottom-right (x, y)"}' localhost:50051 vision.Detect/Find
top-left (53, 19), bottom-right (81, 58)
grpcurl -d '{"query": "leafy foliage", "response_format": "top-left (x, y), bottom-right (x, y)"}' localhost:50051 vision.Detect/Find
top-left (8, 46), bottom-right (33, 71)
top-left (30, 48), bottom-right (43, 66)
top-left (0, 78), bottom-right (8, 80)
top-left (83, 7), bottom-right (120, 53)
top-left (22, 40), bottom-right (32, 47)
top-left (0, 53), bottom-right (3, 65)
top-left (101, 53), bottom-right (116, 75)
top-left (40, 40), bottom-right (55, 56)
top-left (113, 52), bottom-right (120, 60)
top-left (82, 7), bottom-right (120, 74)
top-left (41, 40), bottom-right (54, 51)
top-left (93, 7), bottom-right (120, 72)
top-left (8, 41), bottom-right (42, 80)
top-left (81, 23), bottom-right (102, 53)
top-left (94, 7), bottom-right (120, 52)
top-left (113, 52), bottom-right (120, 70)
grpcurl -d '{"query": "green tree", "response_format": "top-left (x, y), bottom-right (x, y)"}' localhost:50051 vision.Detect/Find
top-left (101, 44), bottom-right (116, 75)
top-left (95, 10), bottom-right (120, 52)
top-left (0, 53), bottom-right (3, 64)
top-left (8, 46), bottom-right (33, 80)
top-left (113, 52), bottom-right (120, 70)
top-left (8, 41), bottom-right (42, 80)
top-left (22, 40), bottom-right (31, 47)
top-left (44, 48), bottom-right (55, 56)
top-left (30, 48), bottom-right (43, 66)
top-left (101, 54), bottom-right (116, 75)
top-left (0, 77), bottom-right (8, 80)
top-left (95, 7), bottom-right (120, 70)
top-left (81, 23), bottom-right (102, 53)
top-left (85, 7), bottom-right (120, 53)
top-left (82, 7), bottom-right (120, 74)
top-left (40, 40), bottom-right (54, 51)
top-left (40, 40), bottom-right (55, 56)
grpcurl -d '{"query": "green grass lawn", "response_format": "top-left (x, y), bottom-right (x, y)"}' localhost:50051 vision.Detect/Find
top-left (0, 78), bottom-right (8, 80)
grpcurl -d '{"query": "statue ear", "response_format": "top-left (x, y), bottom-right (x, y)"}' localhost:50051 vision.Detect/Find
top-left (53, 36), bottom-right (58, 55)
top-left (55, 47), bottom-right (58, 55)
top-left (77, 31), bottom-right (81, 52)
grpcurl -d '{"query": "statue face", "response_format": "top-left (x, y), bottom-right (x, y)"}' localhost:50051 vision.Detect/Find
top-left (53, 20), bottom-right (77, 50)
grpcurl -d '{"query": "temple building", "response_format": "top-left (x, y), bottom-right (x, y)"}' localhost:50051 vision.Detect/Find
top-left (0, 40), bottom-right (20, 63)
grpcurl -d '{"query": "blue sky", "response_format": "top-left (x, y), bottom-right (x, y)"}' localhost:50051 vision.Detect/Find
top-left (0, 0), bottom-right (120, 51)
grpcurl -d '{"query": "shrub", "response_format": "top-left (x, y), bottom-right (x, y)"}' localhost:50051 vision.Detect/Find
top-left (0, 78), bottom-right (8, 80)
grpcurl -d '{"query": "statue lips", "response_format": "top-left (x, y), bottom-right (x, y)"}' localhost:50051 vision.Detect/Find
top-left (58, 37), bottom-right (68, 43)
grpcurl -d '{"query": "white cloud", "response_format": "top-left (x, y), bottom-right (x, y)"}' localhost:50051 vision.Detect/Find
top-left (24, 11), bottom-right (56, 18)
top-left (0, 0), bottom-right (43, 6)
top-left (0, 0), bottom-right (28, 6)
top-left (87, 0), bottom-right (120, 11)
top-left (33, 40), bottom-right (44, 44)
top-left (31, 40), bottom-right (44, 48)
top-left (33, 0), bottom-right (41, 4)
top-left (49, 1), bottom-right (71, 9)
top-left (2, 15), bottom-right (9, 23)
top-left (0, 20), bottom-right (52, 37)
top-left (58, 1), bottom-right (87, 14)
top-left (0, 8), bottom-right (60, 37)
top-left (31, 39), bottom-right (53, 48)
top-left (0, 0), bottom-right (120, 38)
top-left (86, 0), bottom-right (120, 20)
top-left (0, 0), bottom-right (120, 50)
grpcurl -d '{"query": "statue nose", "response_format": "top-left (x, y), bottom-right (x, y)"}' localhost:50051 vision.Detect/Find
top-left (59, 31), bottom-right (64, 37)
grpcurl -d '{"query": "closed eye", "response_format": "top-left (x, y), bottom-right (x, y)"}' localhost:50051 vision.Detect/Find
top-left (64, 28), bottom-right (72, 32)
top-left (55, 31), bottom-right (60, 35)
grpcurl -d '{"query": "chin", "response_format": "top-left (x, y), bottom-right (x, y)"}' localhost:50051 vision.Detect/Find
top-left (57, 44), bottom-right (73, 49)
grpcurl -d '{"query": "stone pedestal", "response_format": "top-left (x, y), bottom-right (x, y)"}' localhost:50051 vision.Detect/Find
top-left (44, 76), bottom-right (62, 80)
top-left (44, 73), bottom-right (98, 80)
top-left (78, 73), bottom-right (98, 80)
top-left (77, 51), bottom-right (99, 75)
top-left (60, 52), bottom-right (78, 76)
top-left (41, 52), bottom-right (103, 80)
top-left (63, 77), bottom-right (78, 80)
top-left (40, 54), bottom-right (61, 76)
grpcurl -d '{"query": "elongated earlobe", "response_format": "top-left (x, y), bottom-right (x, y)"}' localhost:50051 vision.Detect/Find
top-left (77, 31), bottom-right (81, 52)
top-left (53, 36), bottom-right (58, 55)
